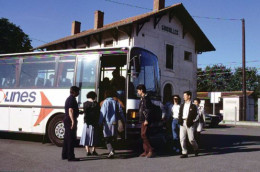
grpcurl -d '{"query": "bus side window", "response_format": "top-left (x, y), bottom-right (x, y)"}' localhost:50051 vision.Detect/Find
top-left (44, 74), bottom-right (55, 88)
top-left (44, 79), bottom-right (52, 87)
top-left (57, 60), bottom-right (75, 88)
top-left (59, 77), bottom-right (72, 87)
top-left (0, 59), bottom-right (18, 88)
top-left (0, 78), bottom-right (5, 87)
top-left (2, 78), bottom-right (14, 87)
top-left (35, 77), bottom-right (44, 87)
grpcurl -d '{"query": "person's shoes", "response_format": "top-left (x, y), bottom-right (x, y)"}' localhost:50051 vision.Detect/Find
top-left (139, 152), bottom-right (147, 157)
top-left (68, 158), bottom-right (80, 162)
top-left (107, 151), bottom-right (114, 159)
top-left (91, 150), bottom-right (98, 156)
top-left (194, 150), bottom-right (199, 156)
top-left (62, 157), bottom-right (67, 160)
top-left (180, 154), bottom-right (188, 158)
top-left (146, 152), bottom-right (155, 158)
top-left (86, 152), bottom-right (91, 156)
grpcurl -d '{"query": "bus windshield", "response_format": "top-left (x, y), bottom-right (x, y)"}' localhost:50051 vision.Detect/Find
top-left (128, 47), bottom-right (160, 99)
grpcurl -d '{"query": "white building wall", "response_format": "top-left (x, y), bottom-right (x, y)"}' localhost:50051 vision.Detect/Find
top-left (223, 96), bottom-right (255, 121)
top-left (116, 33), bottom-right (132, 47)
top-left (223, 97), bottom-right (240, 121)
top-left (133, 15), bottom-right (197, 98)
top-left (86, 32), bottom-right (132, 49)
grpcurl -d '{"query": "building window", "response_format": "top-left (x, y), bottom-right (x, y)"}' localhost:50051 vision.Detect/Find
top-left (184, 51), bottom-right (192, 62)
top-left (166, 44), bottom-right (174, 69)
top-left (104, 40), bottom-right (113, 47)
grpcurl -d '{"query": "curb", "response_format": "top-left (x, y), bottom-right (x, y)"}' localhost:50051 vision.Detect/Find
top-left (220, 121), bottom-right (260, 127)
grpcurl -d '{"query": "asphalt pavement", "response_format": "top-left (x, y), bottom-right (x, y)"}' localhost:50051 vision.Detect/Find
top-left (1, 125), bottom-right (260, 172)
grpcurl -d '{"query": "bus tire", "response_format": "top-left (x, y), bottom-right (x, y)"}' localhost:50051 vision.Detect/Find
top-left (48, 114), bottom-right (65, 147)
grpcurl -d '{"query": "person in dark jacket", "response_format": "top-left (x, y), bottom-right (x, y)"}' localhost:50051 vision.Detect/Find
top-left (178, 91), bottom-right (199, 158)
top-left (62, 86), bottom-right (81, 161)
top-left (137, 84), bottom-right (155, 158)
top-left (80, 91), bottom-right (100, 156)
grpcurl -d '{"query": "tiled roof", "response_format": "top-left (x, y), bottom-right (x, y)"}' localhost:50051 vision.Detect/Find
top-left (35, 3), bottom-right (215, 52)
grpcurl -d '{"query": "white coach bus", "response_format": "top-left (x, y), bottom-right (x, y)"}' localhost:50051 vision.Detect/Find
top-left (0, 47), bottom-right (161, 146)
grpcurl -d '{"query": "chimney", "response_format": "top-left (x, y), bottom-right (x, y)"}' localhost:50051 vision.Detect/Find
top-left (153, 0), bottom-right (165, 11)
top-left (71, 21), bottom-right (81, 35)
top-left (94, 10), bottom-right (104, 29)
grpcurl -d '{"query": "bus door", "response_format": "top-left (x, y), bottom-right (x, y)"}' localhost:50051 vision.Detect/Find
top-left (98, 54), bottom-right (127, 104)
top-left (75, 54), bottom-right (100, 107)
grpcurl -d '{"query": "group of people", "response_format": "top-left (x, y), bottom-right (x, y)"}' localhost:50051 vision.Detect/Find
top-left (162, 91), bottom-right (205, 158)
top-left (61, 86), bottom-right (125, 161)
top-left (99, 68), bottom-right (126, 102)
top-left (61, 84), bottom-right (205, 161)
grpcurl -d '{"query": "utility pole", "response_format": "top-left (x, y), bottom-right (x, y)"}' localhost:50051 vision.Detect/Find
top-left (242, 18), bottom-right (246, 121)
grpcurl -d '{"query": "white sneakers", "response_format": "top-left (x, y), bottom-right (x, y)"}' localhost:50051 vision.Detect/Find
top-left (107, 151), bottom-right (115, 158)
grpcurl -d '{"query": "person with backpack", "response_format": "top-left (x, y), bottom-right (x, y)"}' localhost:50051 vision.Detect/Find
top-left (99, 89), bottom-right (125, 158)
top-left (136, 84), bottom-right (155, 158)
top-left (80, 91), bottom-right (100, 156)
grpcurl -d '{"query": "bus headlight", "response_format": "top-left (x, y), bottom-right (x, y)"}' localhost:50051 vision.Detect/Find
top-left (131, 111), bottom-right (137, 119)
top-left (128, 110), bottom-right (139, 120)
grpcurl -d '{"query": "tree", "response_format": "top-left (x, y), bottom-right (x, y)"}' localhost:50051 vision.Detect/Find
top-left (231, 67), bottom-right (260, 92)
top-left (197, 64), bottom-right (233, 91)
top-left (0, 18), bottom-right (32, 54)
top-left (197, 64), bottom-right (260, 95)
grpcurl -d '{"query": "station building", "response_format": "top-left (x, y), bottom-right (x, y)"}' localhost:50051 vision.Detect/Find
top-left (36, 0), bottom-right (215, 102)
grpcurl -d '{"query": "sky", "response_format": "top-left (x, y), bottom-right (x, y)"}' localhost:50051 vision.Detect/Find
top-left (0, 0), bottom-right (259, 71)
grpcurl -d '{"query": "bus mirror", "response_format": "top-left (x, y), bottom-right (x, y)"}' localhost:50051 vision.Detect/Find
top-left (133, 55), bottom-right (141, 74)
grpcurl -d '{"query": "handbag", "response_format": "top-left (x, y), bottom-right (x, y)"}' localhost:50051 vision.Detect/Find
top-left (118, 119), bottom-right (124, 133)
top-left (116, 101), bottom-right (124, 133)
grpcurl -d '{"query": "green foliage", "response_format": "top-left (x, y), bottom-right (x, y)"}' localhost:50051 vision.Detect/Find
top-left (231, 67), bottom-right (259, 92)
top-left (197, 64), bottom-right (260, 97)
top-left (0, 18), bottom-right (32, 54)
top-left (197, 64), bottom-right (233, 91)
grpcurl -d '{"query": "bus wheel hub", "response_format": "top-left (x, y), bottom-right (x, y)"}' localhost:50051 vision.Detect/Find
top-left (55, 122), bottom-right (64, 139)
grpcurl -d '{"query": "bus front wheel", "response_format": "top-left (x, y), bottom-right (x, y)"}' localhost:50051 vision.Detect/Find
top-left (48, 114), bottom-right (65, 147)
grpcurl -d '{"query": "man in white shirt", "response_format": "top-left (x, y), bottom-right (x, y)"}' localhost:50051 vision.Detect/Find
top-left (178, 91), bottom-right (198, 158)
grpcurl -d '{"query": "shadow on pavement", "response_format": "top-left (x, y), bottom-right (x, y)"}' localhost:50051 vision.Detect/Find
top-left (0, 131), bottom-right (45, 143)
top-left (1, 124), bottom-right (259, 159)
top-left (199, 132), bottom-right (260, 156)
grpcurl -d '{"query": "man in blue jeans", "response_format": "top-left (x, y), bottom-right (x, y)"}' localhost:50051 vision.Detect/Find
top-left (171, 95), bottom-right (181, 153)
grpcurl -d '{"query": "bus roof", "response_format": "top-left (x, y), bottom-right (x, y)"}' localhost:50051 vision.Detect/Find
top-left (0, 47), bottom-right (130, 58)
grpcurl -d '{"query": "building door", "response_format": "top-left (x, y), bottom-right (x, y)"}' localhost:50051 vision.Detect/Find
top-left (163, 83), bottom-right (173, 104)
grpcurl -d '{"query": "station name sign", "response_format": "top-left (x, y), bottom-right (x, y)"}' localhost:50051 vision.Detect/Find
top-left (161, 25), bottom-right (178, 35)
